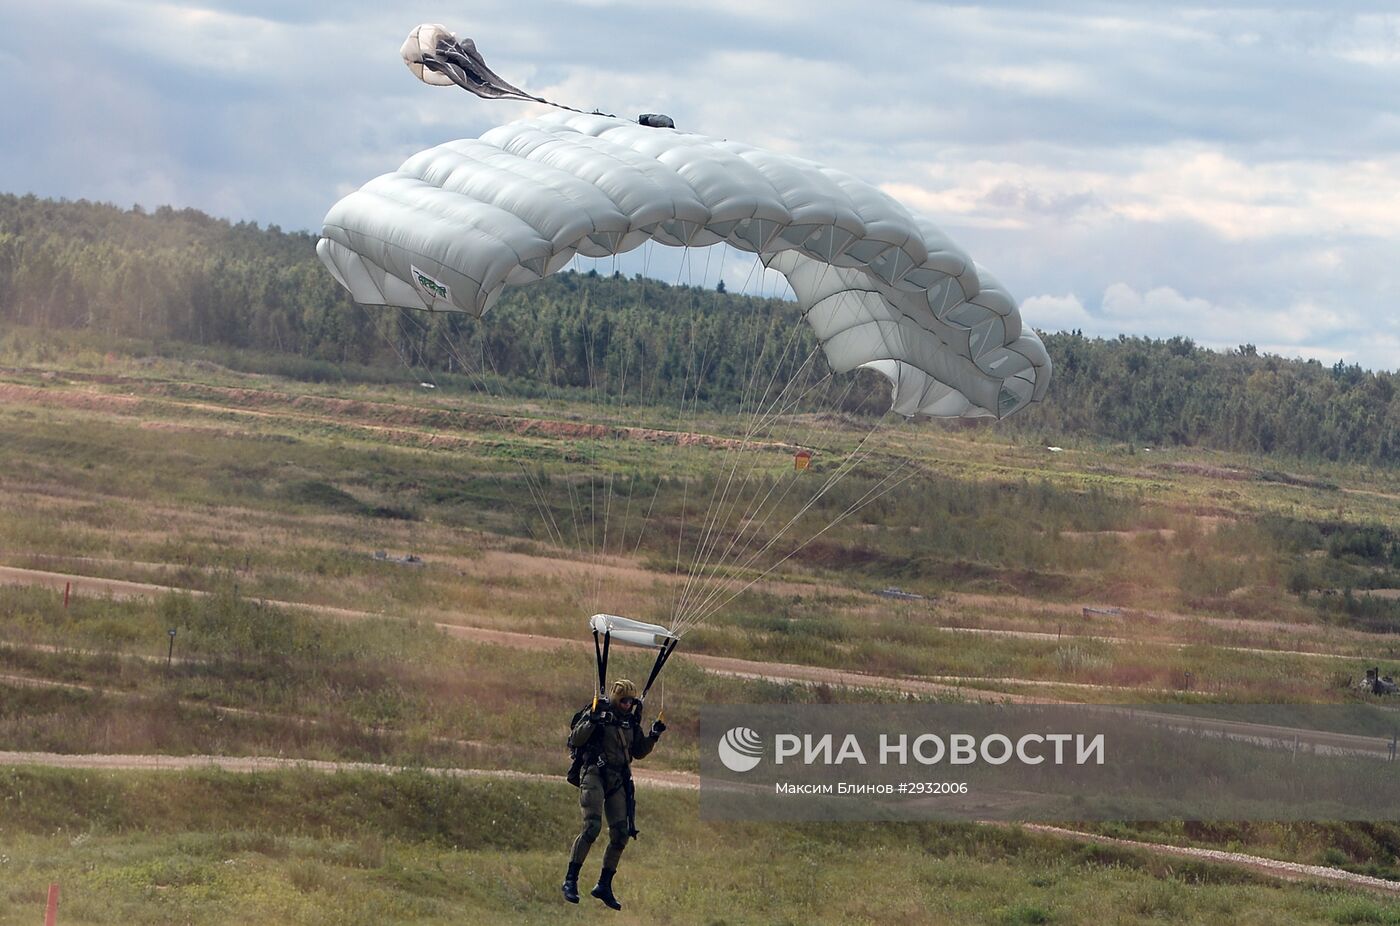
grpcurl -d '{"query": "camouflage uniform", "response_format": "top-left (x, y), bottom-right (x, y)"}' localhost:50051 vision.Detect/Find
top-left (567, 702), bottom-right (659, 869)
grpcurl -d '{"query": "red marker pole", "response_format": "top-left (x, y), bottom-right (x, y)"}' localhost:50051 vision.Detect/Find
top-left (63, 582), bottom-right (71, 609)
top-left (45, 883), bottom-right (59, 926)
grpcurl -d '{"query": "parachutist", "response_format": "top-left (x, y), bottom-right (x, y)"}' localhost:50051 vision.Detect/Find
top-left (563, 678), bottom-right (664, 910)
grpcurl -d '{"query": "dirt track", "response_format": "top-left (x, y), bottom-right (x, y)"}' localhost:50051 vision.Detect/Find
top-left (0, 380), bottom-right (792, 455)
top-left (0, 563), bottom-right (1027, 703)
top-left (0, 750), bottom-right (698, 790)
top-left (0, 561), bottom-right (1374, 702)
top-left (0, 750), bottom-right (1395, 896)
top-left (1019, 824), bottom-right (1400, 895)
top-left (0, 558), bottom-right (1373, 687)
top-left (922, 622), bottom-right (1356, 662)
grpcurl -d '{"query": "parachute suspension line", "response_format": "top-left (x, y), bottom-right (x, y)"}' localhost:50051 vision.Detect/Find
top-left (402, 307), bottom-right (566, 550)
top-left (691, 376), bottom-right (858, 605)
top-left (632, 469), bottom-right (664, 559)
top-left (606, 305), bottom-right (642, 575)
top-left (682, 369), bottom-right (862, 615)
top-left (671, 342), bottom-right (823, 623)
top-left (675, 379), bottom-right (892, 634)
top-left (670, 254), bottom-right (817, 622)
top-left (672, 245), bottom-right (729, 605)
top-left (681, 417), bottom-right (903, 630)
top-left (612, 241), bottom-right (668, 567)
top-left (446, 323), bottom-right (567, 553)
top-left (574, 275), bottom-right (599, 603)
top-left (673, 341), bottom-right (783, 619)
top-left (670, 250), bottom-right (757, 622)
top-left (678, 415), bottom-right (882, 631)
top-left (667, 256), bottom-right (700, 618)
top-left (682, 397), bottom-right (900, 629)
top-left (583, 251), bottom-right (631, 613)
top-left (415, 299), bottom-right (590, 560)
top-left (495, 277), bottom-right (591, 565)
top-left (544, 286), bottom-right (592, 565)
top-left (444, 323), bottom-right (570, 550)
top-left (611, 278), bottom-right (645, 546)
top-left (612, 243), bottom-right (660, 562)
top-left (664, 242), bottom-right (740, 621)
top-left (674, 274), bottom-right (882, 629)
top-left (673, 364), bottom-right (850, 629)
top-left (692, 454), bottom-right (920, 628)
top-left (597, 472), bottom-right (615, 607)
top-left (666, 243), bottom-right (712, 622)
top-left (355, 303), bottom-right (554, 551)
top-left (672, 259), bottom-right (841, 627)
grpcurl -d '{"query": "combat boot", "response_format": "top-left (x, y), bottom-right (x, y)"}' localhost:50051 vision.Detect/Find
top-left (591, 866), bottom-right (622, 910)
top-left (561, 862), bottom-right (581, 903)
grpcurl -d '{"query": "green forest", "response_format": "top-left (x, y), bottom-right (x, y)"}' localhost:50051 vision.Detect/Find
top-left (1, 193), bottom-right (1396, 464)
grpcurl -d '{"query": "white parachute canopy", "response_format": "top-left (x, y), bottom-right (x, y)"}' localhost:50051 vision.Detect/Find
top-left (318, 112), bottom-right (1051, 419)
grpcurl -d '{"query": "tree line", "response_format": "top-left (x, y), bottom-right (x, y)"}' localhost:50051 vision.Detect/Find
top-left (1, 193), bottom-right (1395, 464)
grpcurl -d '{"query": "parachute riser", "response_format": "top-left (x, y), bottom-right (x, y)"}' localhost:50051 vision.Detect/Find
top-left (593, 629), bottom-right (611, 700)
top-left (640, 637), bottom-right (679, 703)
top-left (592, 628), bottom-right (678, 709)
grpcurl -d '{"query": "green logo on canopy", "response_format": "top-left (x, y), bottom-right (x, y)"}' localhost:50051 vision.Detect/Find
top-left (411, 266), bottom-right (449, 301)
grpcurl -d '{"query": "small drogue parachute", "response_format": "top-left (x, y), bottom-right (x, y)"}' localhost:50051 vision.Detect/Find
top-left (318, 112), bottom-right (1051, 419)
top-left (400, 23), bottom-right (547, 105)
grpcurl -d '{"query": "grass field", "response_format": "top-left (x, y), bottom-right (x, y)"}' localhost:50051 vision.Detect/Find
top-left (1, 345), bottom-right (1399, 922)
top-left (3, 768), bottom-right (1400, 926)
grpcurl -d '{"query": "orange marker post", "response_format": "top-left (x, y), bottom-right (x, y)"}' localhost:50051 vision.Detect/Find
top-left (45, 883), bottom-right (59, 926)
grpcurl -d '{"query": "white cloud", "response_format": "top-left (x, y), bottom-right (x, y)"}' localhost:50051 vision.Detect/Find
top-left (888, 146), bottom-right (1400, 242)
top-left (1020, 293), bottom-right (1093, 330)
top-left (1019, 283), bottom-right (1395, 371)
top-left (1101, 284), bottom-right (1216, 325)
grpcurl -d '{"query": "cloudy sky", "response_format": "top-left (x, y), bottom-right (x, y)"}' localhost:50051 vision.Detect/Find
top-left (4, 1), bottom-right (1397, 370)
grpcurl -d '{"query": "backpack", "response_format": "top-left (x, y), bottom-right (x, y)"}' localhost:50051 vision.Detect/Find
top-left (566, 705), bottom-right (593, 787)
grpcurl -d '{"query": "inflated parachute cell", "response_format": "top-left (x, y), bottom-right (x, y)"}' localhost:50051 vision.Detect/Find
top-left (318, 113), bottom-right (1051, 419)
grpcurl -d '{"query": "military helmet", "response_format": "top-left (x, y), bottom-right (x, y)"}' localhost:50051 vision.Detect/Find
top-left (610, 678), bottom-right (639, 701)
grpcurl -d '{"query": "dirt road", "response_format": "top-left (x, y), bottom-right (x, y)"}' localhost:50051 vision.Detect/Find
top-left (0, 750), bottom-right (698, 790)
top-left (0, 563), bottom-right (1027, 703)
top-left (1020, 824), bottom-right (1400, 895)
top-left (0, 561), bottom-right (1374, 703)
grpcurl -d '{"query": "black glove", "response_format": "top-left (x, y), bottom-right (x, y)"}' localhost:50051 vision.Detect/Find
top-left (650, 719), bottom-right (666, 736)
top-left (591, 709), bottom-right (612, 724)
